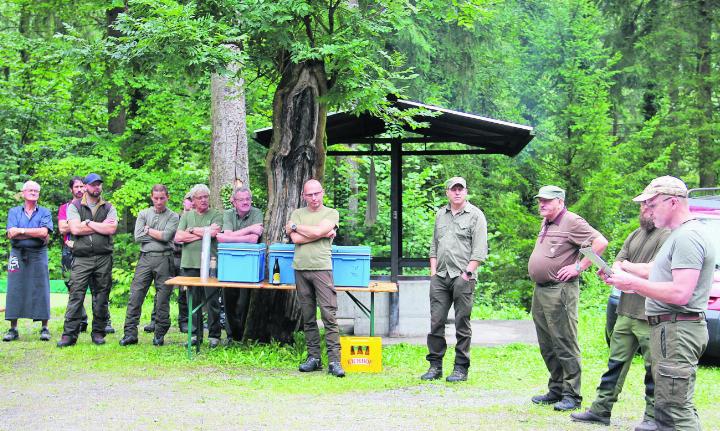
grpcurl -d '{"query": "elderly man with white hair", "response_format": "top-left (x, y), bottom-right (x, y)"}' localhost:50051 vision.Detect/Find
top-left (174, 184), bottom-right (223, 348)
top-left (3, 180), bottom-right (54, 342)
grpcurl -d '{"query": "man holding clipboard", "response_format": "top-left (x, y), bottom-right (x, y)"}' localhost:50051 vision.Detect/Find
top-left (572, 202), bottom-right (669, 431)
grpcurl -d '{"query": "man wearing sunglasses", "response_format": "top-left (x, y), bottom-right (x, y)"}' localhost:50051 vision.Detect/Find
top-left (602, 176), bottom-right (716, 430)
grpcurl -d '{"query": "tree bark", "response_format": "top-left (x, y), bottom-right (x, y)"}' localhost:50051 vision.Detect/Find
top-left (696, 0), bottom-right (716, 187)
top-left (209, 44), bottom-right (249, 210)
top-left (107, 6), bottom-right (127, 135)
top-left (244, 59), bottom-right (328, 343)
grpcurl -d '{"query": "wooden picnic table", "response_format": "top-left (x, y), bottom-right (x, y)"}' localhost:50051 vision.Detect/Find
top-left (164, 276), bottom-right (397, 359)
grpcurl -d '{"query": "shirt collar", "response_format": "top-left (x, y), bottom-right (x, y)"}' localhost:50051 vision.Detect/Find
top-left (545, 207), bottom-right (567, 226)
top-left (444, 202), bottom-right (468, 214)
top-left (235, 208), bottom-right (252, 220)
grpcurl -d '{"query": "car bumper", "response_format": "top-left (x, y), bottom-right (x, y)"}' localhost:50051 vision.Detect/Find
top-left (703, 309), bottom-right (720, 361)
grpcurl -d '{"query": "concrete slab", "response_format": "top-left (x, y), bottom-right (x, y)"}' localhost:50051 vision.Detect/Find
top-left (381, 319), bottom-right (538, 347)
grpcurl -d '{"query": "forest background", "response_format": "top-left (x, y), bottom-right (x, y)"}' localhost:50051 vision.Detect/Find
top-left (1, 0), bottom-right (718, 316)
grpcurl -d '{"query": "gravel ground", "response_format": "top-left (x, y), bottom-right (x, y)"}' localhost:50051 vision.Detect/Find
top-left (1, 364), bottom-right (639, 431)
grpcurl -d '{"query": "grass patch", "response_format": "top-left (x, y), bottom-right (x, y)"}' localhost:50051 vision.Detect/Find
top-left (2, 291), bottom-right (720, 430)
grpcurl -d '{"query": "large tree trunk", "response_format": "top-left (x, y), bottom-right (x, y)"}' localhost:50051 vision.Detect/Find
top-left (209, 45), bottom-right (249, 210)
top-left (106, 6), bottom-right (127, 135)
top-left (244, 59), bottom-right (328, 343)
top-left (696, 0), bottom-right (716, 187)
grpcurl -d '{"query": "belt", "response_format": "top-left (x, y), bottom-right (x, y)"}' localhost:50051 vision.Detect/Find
top-left (647, 312), bottom-right (705, 326)
top-left (140, 251), bottom-right (173, 257)
top-left (536, 281), bottom-right (558, 288)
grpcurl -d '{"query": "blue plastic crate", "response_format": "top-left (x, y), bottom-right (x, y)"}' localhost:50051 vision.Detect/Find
top-left (332, 245), bottom-right (371, 287)
top-left (268, 243), bottom-right (296, 284)
top-left (217, 243), bottom-right (266, 282)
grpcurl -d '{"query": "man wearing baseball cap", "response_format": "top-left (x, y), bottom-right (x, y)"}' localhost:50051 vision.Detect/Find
top-left (58, 173), bottom-right (118, 347)
top-left (421, 176), bottom-right (487, 382)
top-left (601, 176), bottom-right (715, 430)
top-left (528, 185), bottom-right (608, 411)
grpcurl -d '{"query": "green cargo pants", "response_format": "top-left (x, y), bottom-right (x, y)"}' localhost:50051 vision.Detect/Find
top-left (426, 274), bottom-right (475, 370)
top-left (122, 252), bottom-right (174, 338)
top-left (590, 315), bottom-right (654, 419)
top-left (651, 318), bottom-right (708, 431)
top-left (62, 254), bottom-right (113, 338)
top-left (531, 280), bottom-right (582, 402)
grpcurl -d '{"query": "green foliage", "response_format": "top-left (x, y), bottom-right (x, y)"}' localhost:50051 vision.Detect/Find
top-left (1, 0), bottom-right (718, 315)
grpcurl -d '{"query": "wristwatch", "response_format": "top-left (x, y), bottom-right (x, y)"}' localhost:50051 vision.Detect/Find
top-left (83, 219), bottom-right (91, 227)
top-left (465, 271), bottom-right (472, 278)
top-left (575, 262), bottom-right (582, 272)
top-left (291, 223), bottom-right (297, 232)
top-left (21, 228), bottom-right (26, 235)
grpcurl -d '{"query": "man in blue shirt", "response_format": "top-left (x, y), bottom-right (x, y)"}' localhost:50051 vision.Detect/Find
top-left (3, 180), bottom-right (54, 342)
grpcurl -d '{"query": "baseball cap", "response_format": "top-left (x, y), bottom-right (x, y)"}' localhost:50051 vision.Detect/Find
top-left (632, 176), bottom-right (688, 202)
top-left (446, 177), bottom-right (467, 189)
top-left (83, 173), bottom-right (103, 184)
top-left (534, 185), bottom-right (565, 200)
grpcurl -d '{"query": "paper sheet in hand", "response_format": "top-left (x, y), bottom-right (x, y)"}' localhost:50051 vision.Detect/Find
top-left (580, 247), bottom-right (613, 276)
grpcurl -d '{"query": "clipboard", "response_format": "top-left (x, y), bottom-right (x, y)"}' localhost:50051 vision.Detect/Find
top-left (579, 247), bottom-right (614, 276)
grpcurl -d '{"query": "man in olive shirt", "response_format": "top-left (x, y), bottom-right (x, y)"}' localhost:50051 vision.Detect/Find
top-left (217, 186), bottom-right (264, 342)
top-left (119, 184), bottom-right (179, 347)
top-left (603, 176), bottom-right (716, 430)
top-left (174, 184), bottom-right (223, 348)
top-left (421, 177), bottom-right (487, 382)
top-left (528, 185), bottom-right (608, 411)
top-left (286, 179), bottom-right (345, 378)
top-left (572, 204), bottom-right (669, 430)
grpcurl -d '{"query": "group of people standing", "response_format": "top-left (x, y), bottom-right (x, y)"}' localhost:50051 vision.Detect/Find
top-left (424, 175), bottom-right (715, 431)
top-left (3, 175), bottom-right (347, 377)
top-left (3, 173), bottom-right (717, 423)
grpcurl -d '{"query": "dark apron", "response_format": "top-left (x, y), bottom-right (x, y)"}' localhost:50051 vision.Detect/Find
top-left (5, 246), bottom-right (51, 321)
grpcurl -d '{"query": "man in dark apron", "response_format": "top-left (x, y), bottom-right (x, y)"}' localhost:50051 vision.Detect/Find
top-left (3, 180), bottom-right (53, 342)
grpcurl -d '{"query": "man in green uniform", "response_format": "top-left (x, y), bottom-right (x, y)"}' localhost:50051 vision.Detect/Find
top-left (603, 176), bottom-right (716, 431)
top-left (217, 186), bottom-right (264, 342)
top-left (571, 204), bottom-right (670, 430)
top-left (119, 184), bottom-right (179, 347)
top-left (528, 185), bottom-right (608, 411)
top-left (58, 173), bottom-right (118, 347)
top-left (421, 177), bottom-right (487, 382)
top-left (174, 184), bottom-right (223, 348)
top-left (286, 179), bottom-right (345, 378)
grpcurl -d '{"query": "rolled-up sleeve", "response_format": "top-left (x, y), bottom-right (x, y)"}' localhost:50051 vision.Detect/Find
top-left (470, 211), bottom-right (488, 262)
top-left (7, 207), bottom-right (19, 231)
top-left (40, 208), bottom-right (54, 232)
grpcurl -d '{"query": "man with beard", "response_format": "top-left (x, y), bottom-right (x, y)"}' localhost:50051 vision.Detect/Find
top-left (571, 203), bottom-right (670, 431)
top-left (57, 176), bottom-right (89, 332)
top-left (174, 184), bottom-right (223, 348)
top-left (119, 184), bottom-right (179, 347)
top-left (58, 173), bottom-right (118, 347)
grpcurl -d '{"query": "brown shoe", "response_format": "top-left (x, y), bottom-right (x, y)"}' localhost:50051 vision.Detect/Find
top-left (56, 335), bottom-right (77, 348)
top-left (91, 333), bottom-right (106, 345)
